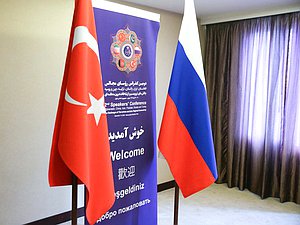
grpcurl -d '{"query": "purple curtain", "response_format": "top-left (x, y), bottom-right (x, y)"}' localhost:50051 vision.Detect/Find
top-left (205, 12), bottom-right (300, 203)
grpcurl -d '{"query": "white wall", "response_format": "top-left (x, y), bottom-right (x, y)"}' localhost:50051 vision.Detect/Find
top-left (0, 0), bottom-right (198, 224)
top-left (0, 0), bottom-right (87, 224)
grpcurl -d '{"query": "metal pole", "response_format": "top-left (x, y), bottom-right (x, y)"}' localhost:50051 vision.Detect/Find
top-left (72, 173), bottom-right (78, 225)
top-left (173, 182), bottom-right (179, 225)
top-left (84, 186), bottom-right (88, 225)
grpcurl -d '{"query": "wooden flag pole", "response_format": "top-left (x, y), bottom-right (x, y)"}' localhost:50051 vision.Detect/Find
top-left (173, 182), bottom-right (179, 225)
top-left (72, 173), bottom-right (78, 225)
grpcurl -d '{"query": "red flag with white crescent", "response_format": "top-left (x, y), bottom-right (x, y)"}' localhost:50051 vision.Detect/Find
top-left (48, 0), bottom-right (115, 224)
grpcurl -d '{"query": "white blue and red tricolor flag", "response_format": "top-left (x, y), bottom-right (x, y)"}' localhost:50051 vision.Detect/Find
top-left (158, 0), bottom-right (218, 197)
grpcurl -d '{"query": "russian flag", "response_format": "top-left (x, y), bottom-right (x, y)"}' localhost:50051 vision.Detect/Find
top-left (158, 0), bottom-right (218, 197)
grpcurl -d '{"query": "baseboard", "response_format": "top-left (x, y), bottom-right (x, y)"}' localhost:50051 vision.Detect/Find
top-left (157, 180), bottom-right (176, 192)
top-left (24, 208), bottom-right (85, 225)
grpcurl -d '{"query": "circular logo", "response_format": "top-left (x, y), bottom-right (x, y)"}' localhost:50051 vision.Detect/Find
top-left (122, 44), bottom-right (133, 59)
top-left (110, 27), bottom-right (142, 74)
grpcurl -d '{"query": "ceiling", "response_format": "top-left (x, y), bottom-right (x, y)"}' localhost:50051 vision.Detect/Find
top-left (121, 0), bottom-right (300, 23)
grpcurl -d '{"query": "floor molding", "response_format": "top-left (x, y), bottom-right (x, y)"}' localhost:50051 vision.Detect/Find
top-left (24, 208), bottom-right (85, 225)
top-left (158, 180), bottom-right (176, 192)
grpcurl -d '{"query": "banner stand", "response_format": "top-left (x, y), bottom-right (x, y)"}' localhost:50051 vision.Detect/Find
top-left (80, 181), bottom-right (179, 225)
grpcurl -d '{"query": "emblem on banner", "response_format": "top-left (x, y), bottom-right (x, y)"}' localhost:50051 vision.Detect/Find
top-left (111, 27), bottom-right (142, 74)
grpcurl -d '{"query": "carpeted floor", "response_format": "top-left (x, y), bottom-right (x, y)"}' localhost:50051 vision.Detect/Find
top-left (158, 183), bottom-right (300, 225)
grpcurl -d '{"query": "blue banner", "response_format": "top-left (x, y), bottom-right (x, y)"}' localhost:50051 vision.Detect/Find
top-left (92, 1), bottom-right (160, 225)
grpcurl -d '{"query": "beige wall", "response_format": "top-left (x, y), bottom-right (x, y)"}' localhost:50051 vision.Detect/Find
top-left (0, 0), bottom-right (206, 224)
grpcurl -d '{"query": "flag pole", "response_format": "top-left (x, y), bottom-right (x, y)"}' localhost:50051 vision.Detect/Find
top-left (84, 186), bottom-right (88, 225)
top-left (72, 173), bottom-right (78, 225)
top-left (173, 182), bottom-right (179, 225)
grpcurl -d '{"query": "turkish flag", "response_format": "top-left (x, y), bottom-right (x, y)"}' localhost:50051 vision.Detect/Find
top-left (48, 0), bottom-right (115, 224)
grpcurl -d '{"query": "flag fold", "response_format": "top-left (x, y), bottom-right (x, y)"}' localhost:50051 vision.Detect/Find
top-left (48, 0), bottom-right (115, 224)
